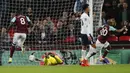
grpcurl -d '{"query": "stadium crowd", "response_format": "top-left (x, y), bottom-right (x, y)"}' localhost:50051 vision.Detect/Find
top-left (103, 0), bottom-right (130, 36)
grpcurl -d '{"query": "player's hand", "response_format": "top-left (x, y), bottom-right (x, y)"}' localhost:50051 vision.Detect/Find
top-left (123, 26), bottom-right (127, 30)
top-left (91, 44), bottom-right (96, 48)
top-left (123, 26), bottom-right (128, 34)
top-left (88, 36), bottom-right (92, 41)
top-left (123, 31), bottom-right (127, 34)
top-left (88, 34), bottom-right (93, 41)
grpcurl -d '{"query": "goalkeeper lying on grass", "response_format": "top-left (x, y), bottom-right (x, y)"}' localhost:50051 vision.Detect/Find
top-left (29, 52), bottom-right (63, 65)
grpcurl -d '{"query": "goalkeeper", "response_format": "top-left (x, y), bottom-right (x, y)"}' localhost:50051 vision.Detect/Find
top-left (43, 52), bottom-right (63, 65)
top-left (29, 52), bottom-right (63, 65)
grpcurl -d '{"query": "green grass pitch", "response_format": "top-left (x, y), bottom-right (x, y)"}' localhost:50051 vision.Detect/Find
top-left (0, 64), bottom-right (130, 73)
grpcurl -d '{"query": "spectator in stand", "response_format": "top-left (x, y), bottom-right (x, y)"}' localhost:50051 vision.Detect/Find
top-left (0, 27), bottom-right (10, 49)
top-left (75, 12), bottom-right (80, 20)
top-left (127, 23), bottom-right (130, 35)
top-left (40, 19), bottom-right (47, 40)
top-left (103, 0), bottom-right (114, 21)
top-left (67, 24), bottom-right (74, 37)
top-left (10, 13), bottom-right (15, 18)
top-left (56, 20), bottom-right (67, 41)
top-left (103, 0), bottom-right (119, 21)
top-left (118, 3), bottom-right (130, 24)
top-left (71, 13), bottom-right (76, 21)
top-left (118, 0), bottom-right (126, 10)
top-left (110, 0), bottom-right (119, 22)
top-left (74, 0), bottom-right (83, 13)
top-left (128, 0), bottom-right (130, 9)
top-left (57, 19), bottom-right (63, 29)
top-left (27, 7), bottom-right (33, 21)
top-left (27, 18), bottom-right (41, 45)
top-left (44, 17), bottom-right (56, 43)
top-left (103, 0), bottom-right (112, 13)
top-left (46, 17), bottom-right (54, 33)
top-left (102, 11), bottom-right (107, 25)
top-left (120, 21), bottom-right (129, 35)
top-left (62, 12), bottom-right (68, 20)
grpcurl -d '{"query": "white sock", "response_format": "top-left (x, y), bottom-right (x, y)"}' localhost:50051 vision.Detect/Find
top-left (86, 46), bottom-right (97, 60)
top-left (81, 50), bottom-right (86, 59)
top-left (86, 51), bottom-right (91, 60)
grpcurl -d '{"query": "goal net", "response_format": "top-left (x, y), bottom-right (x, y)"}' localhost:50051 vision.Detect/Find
top-left (0, 0), bottom-right (104, 66)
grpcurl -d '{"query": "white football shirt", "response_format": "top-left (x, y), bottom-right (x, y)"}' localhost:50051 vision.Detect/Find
top-left (80, 12), bottom-right (91, 35)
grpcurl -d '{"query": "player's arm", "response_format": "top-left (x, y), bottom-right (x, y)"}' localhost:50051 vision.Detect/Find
top-left (7, 17), bottom-right (16, 32)
top-left (109, 26), bottom-right (125, 33)
top-left (82, 17), bottom-right (96, 48)
top-left (26, 16), bottom-right (35, 32)
top-left (29, 52), bottom-right (43, 62)
top-left (115, 26), bottom-right (126, 33)
top-left (26, 16), bottom-right (33, 27)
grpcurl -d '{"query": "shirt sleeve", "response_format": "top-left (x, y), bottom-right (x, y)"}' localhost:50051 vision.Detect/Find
top-left (109, 26), bottom-right (117, 31)
top-left (11, 17), bottom-right (16, 22)
top-left (26, 16), bottom-right (31, 22)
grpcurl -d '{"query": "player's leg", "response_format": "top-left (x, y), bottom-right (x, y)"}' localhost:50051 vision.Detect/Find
top-left (21, 34), bottom-right (26, 53)
top-left (43, 57), bottom-right (51, 65)
top-left (101, 41), bottom-right (111, 61)
top-left (44, 55), bottom-right (57, 65)
top-left (54, 55), bottom-right (63, 64)
top-left (18, 33), bottom-right (26, 54)
top-left (80, 34), bottom-right (90, 66)
top-left (85, 38), bottom-right (97, 60)
top-left (81, 46), bottom-right (87, 60)
top-left (80, 34), bottom-right (88, 60)
top-left (95, 40), bottom-right (104, 62)
top-left (8, 33), bottom-right (19, 63)
top-left (49, 56), bottom-right (58, 65)
top-left (8, 44), bottom-right (16, 63)
top-left (85, 34), bottom-right (97, 62)
top-left (85, 45), bottom-right (97, 60)
top-left (82, 36), bottom-right (97, 66)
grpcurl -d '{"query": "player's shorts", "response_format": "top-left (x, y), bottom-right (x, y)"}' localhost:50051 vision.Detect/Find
top-left (13, 33), bottom-right (26, 47)
top-left (80, 34), bottom-right (90, 46)
top-left (96, 39), bottom-right (110, 49)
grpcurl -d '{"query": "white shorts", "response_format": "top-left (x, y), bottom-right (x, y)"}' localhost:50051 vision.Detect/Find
top-left (13, 33), bottom-right (26, 47)
top-left (96, 39), bottom-right (110, 49)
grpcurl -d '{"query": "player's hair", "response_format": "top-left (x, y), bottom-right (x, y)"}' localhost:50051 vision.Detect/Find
top-left (82, 4), bottom-right (89, 10)
top-left (16, 10), bottom-right (22, 15)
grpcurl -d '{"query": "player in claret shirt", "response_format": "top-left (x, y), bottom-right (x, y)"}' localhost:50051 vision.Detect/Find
top-left (96, 22), bottom-right (127, 62)
top-left (7, 10), bottom-right (33, 63)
